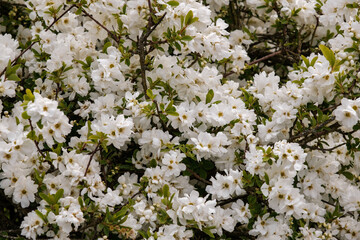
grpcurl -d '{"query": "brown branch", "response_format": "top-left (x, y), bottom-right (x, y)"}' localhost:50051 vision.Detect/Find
top-left (28, 119), bottom-right (46, 159)
top-left (248, 50), bottom-right (283, 66)
top-left (0, 4), bottom-right (76, 78)
top-left (288, 116), bottom-right (335, 142)
top-left (186, 168), bottom-right (211, 185)
top-left (137, 8), bottom-right (167, 95)
top-left (310, 16), bottom-right (319, 47)
top-left (153, 99), bottom-right (167, 130)
top-left (79, 7), bottom-right (120, 44)
top-left (321, 199), bottom-right (354, 218)
top-left (216, 194), bottom-right (247, 206)
top-left (297, 122), bottom-right (340, 147)
top-left (0, 0), bottom-right (26, 7)
top-left (304, 142), bottom-right (346, 152)
top-left (84, 142), bottom-right (101, 176)
top-left (223, 71), bottom-right (235, 78)
top-left (186, 53), bottom-right (200, 68)
top-left (0, 234), bottom-right (22, 240)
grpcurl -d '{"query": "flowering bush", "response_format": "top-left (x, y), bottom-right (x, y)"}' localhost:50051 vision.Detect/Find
top-left (0, 0), bottom-right (360, 239)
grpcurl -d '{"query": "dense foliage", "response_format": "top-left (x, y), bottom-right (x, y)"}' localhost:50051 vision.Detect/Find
top-left (0, 0), bottom-right (360, 239)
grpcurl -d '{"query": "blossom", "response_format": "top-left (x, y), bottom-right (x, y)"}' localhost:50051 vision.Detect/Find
top-left (333, 98), bottom-right (359, 129)
top-left (13, 176), bottom-right (38, 208)
top-left (21, 211), bottom-right (45, 240)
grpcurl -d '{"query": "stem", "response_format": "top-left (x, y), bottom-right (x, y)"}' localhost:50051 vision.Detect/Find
top-left (248, 50), bottom-right (283, 66)
top-left (84, 142), bottom-right (101, 176)
top-left (79, 7), bottom-right (120, 44)
top-left (288, 116), bottom-right (335, 142)
top-left (216, 194), bottom-right (247, 206)
top-left (186, 168), bottom-right (211, 185)
top-left (137, 2), bottom-right (167, 96)
top-left (153, 99), bottom-right (167, 130)
top-left (28, 119), bottom-right (46, 159)
top-left (304, 142), bottom-right (346, 152)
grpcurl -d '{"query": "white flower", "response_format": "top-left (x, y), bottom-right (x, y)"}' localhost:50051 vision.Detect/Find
top-left (162, 150), bottom-right (186, 177)
top-left (333, 98), bottom-right (359, 129)
top-left (13, 176), bottom-right (38, 208)
top-left (27, 93), bottom-right (59, 123)
top-left (21, 210), bottom-right (45, 240)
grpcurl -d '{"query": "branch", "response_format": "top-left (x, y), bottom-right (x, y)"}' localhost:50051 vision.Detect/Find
top-left (186, 168), bottom-right (211, 185)
top-left (79, 7), bottom-right (120, 44)
top-left (288, 116), bottom-right (335, 142)
top-left (248, 50), bottom-right (283, 66)
top-left (84, 142), bottom-right (101, 176)
top-left (0, 0), bottom-right (26, 7)
top-left (216, 194), bottom-right (247, 206)
top-left (28, 119), bottom-right (46, 159)
top-left (304, 142), bottom-right (346, 152)
top-left (0, 4), bottom-right (76, 78)
top-left (153, 99), bottom-right (167, 131)
top-left (137, 5), bottom-right (167, 95)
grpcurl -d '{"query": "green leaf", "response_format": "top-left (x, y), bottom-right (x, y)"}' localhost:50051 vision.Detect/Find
top-left (206, 89), bottom-right (214, 104)
top-left (25, 89), bottom-right (35, 101)
top-left (146, 89), bottom-right (155, 100)
top-left (163, 184), bottom-right (170, 198)
top-left (202, 227), bottom-right (215, 238)
top-left (102, 41), bottom-right (112, 53)
top-left (35, 210), bottom-right (48, 223)
top-left (114, 206), bottom-right (128, 219)
top-left (342, 171), bottom-right (354, 180)
top-left (319, 44), bottom-right (335, 68)
top-left (310, 56), bottom-right (318, 66)
top-left (54, 189), bottom-right (64, 203)
top-left (174, 41), bottom-right (181, 51)
top-left (264, 172), bottom-right (270, 185)
top-left (181, 35), bottom-right (193, 41)
top-left (185, 10), bottom-right (193, 26)
top-left (167, 0), bottom-right (179, 6)
top-left (22, 111), bottom-right (31, 120)
top-left (39, 192), bottom-right (54, 205)
top-left (7, 73), bottom-right (21, 81)
top-left (26, 130), bottom-right (36, 141)
top-left (301, 55), bottom-right (310, 68)
top-left (167, 111), bottom-right (179, 116)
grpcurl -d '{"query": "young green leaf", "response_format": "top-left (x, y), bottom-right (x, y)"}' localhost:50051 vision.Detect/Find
top-left (185, 10), bottom-right (193, 26)
top-left (167, 0), bottom-right (179, 6)
top-left (319, 44), bottom-right (335, 68)
top-left (206, 89), bottom-right (214, 104)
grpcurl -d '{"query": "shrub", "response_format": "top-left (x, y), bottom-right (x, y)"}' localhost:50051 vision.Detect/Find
top-left (0, 0), bottom-right (359, 239)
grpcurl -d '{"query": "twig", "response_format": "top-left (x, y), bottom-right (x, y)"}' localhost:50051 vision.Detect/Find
top-left (216, 194), bottom-right (247, 206)
top-left (0, 4), bottom-right (76, 78)
top-left (321, 199), bottom-right (354, 218)
top-left (288, 116), bottom-right (335, 142)
top-left (0, 234), bottom-right (21, 240)
top-left (298, 122), bottom-right (340, 147)
top-left (28, 119), bottom-right (46, 159)
top-left (84, 142), bottom-right (101, 176)
top-left (304, 142), bottom-right (346, 152)
top-left (186, 53), bottom-right (200, 68)
top-left (248, 50), bottom-right (282, 66)
top-left (186, 168), bottom-right (211, 185)
top-left (79, 7), bottom-right (120, 44)
top-left (310, 16), bottom-right (319, 47)
top-left (288, 116), bottom-right (298, 139)
top-left (223, 71), bottom-right (235, 78)
top-left (137, 6), bottom-right (167, 95)
top-left (0, 0), bottom-right (26, 7)
top-left (153, 99), bottom-right (167, 130)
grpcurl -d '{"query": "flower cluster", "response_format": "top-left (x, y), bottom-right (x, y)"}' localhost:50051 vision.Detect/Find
top-left (0, 0), bottom-right (360, 239)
